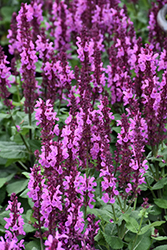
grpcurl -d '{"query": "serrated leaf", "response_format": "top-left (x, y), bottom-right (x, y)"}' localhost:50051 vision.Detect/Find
top-left (101, 232), bottom-right (123, 249)
top-left (6, 179), bottom-right (29, 196)
top-left (154, 198), bottom-right (167, 209)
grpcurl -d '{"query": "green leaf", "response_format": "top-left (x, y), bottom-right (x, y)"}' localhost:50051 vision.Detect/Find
top-left (122, 214), bottom-right (139, 233)
top-left (0, 186), bottom-right (6, 205)
top-left (0, 211), bottom-right (10, 226)
top-left (6, 179), bottom-right (29, 196)
top-left (129, 231), bottom-right (152, 250)
top-left (101, 232), bottom-right (123, 249)
top-left (139, 221), bottom-right (165, 235)
top-left (0, 113), bottom-right (11, 119)
top-left (20, 188), bottom-right (29, 198)
top-left (23, 222), bottom-right (36, 233)
top-left (35, 61), bottom-right (42, 73)
top-left (152, 178), bottom-right (167, 190)
top-left (112, 127), bottom-right (121, 133)
top-left (154, 246), bottom-right (167, 250)
top-left (25, 241), bottom-right (40, 250)
top-left (22, 172), bottom-right (30, 179)
top-left (0, 173), bottom-right (15, 188)
top-left (28, 139), bottom-right (41, 152)
top-left (0, 141), bottom-right (28, 159)
top-left (154, 198), bottom-right (167, 209)
top-left (151, 236), bottom-right (167, 241)
top-left (114, 114), bottom-right (121, 121)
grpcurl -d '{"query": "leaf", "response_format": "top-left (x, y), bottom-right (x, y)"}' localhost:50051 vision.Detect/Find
top-left (152, 178), bottom-right (167, 190)
top-left (23, 222), bottom-right (36, 233)
top-left (35, 61), bottom-right (42, 73)
top-left (25, 241), bottom-right (40, 250)
top-left (20, 188), bottom-right (29, 198)
top-left (0, 173), bottom-right (15, 188)
top-left (114, 114), bottom-right (121, 121)
top-left (6, 179), bottom-right (29, 196)
top-left (138, 221), bottom-right (165, 235)
top-left (101, 232), bottom-right (123, 249)
top-left (0, 186), bottom-right (6, 205)
top-left (0, 141), bottom-right (28, 159)
top-left (129, 231), bottom-right (152, 250)
top-left (22, 172), bottom-right (30, 179)
top-left (154, 246), bottom-right (167, 250)
top-left (0, 211), bottom-right (10, 226)
top-left (28, 139), bottom-right (41, 152)
top-left (0, 113), bottom-right (11, 119)
top-left (154, 198), bottom-right (167, 209)
top-left (112, 127), bottom-right (121, 133)
top-left (151, 236), bottom-right (167, 241)
top-left (122, 214), bottom-right (139, 233)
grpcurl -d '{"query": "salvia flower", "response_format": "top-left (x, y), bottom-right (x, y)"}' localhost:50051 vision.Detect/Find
top-left (2, 193), bottom-right (25, 249)
top-left (0, 46), bottom-right (14, 109)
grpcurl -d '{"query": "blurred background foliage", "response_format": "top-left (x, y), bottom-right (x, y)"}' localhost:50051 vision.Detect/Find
top-left (0, 0), bottom-right (30, 45)
top-left (0, 0), bottom-right (155, 47)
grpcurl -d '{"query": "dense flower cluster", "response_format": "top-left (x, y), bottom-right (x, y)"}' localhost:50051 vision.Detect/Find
top-left (0, 193), bottom-right (25, 250)
top-left (2, 0), bottom-right (167, 248)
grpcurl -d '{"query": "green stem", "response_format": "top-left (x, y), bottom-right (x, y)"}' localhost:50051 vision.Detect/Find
top-left (111, 204), bottom-right (119, 236)
top-left (131, 212), bottom-right (145, 250)
top-left (117, 195), bottom-right (123, 211)
top-left (16, 76), bottom-right (21, 103)
top-left (133, 196), bottom-right (137, 211)
top-left (9, 111), bottom-right (30, 153)
top-left (145, 177), bottom-right (156, 199)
